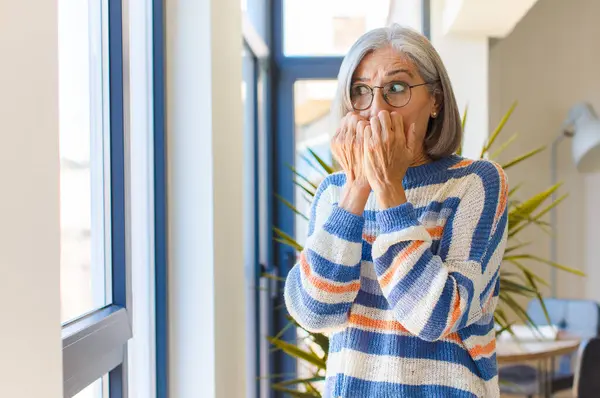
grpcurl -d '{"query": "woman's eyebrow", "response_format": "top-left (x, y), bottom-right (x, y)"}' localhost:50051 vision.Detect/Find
top-left (386, 68), bottom-right (413, 78)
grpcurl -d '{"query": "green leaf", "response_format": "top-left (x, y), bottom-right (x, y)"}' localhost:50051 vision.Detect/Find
top-left (307, 148), bottom-right (335, 175)
top-left (461, 105), bottom-right (468, 133)
top-left (273, 227), bottom-right (304, 252)
top-left (499, 279), bottom-right (538, 295)
top-left (506, 259), bottom-right (549, 287)
top-left (287, 164), bottom-right (318, 190)
top-left (508, 183), bottom-right (523, 197)
top-left (268, 337), bottom-right (327, 369)
top-left (508, 254), bottom-right (586, 277)
top-left (523, 272), bottom-right (551, 326)
top-left (262, 272), bottom-right (285, 283)
top-left (481, 101), bottom-right (517, 157)
top-left (275, 193), bottom-right (309, 221)
top-left (275, 237), bottom-right (303, 252)
top-left (300, 153), bottom-right (326, 177)
top-left (509, 183), bottom-right (562, 231)
top-left (294, 180), bottom-right (317, 198)
top-left (504, 241), bottom-right (531, 253)
top-left (502, 145), bottom-right (546, 170)
top-left (509, 193), bottom-right (568, 237)
top-left (274, 376), bottom-right (326, 388)
top-left (311, 333), bottom-right (330, 358)
top-left (500, 291), bottom-right (540, 332)
top-left (490, 133), bottom-right (518, 159)
top-left (495, 321), bottom-right (516, 337)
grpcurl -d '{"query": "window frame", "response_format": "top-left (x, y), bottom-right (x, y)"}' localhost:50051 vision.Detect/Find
top-left (61, 0), bottom-right (133, 396)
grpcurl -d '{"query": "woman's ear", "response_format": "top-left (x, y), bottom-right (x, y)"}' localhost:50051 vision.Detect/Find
top-left (431, 89), bottom-right (443, 116)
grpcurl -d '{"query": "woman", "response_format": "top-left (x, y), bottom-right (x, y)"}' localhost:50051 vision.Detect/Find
top-left (284, 24), bottom-right (508, 398)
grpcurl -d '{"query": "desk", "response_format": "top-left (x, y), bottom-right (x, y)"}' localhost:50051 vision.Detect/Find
top-left (497, 338), bottom-right (580, 397)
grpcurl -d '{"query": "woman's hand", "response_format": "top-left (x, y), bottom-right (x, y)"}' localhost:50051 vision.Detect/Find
top-left (363, 111), bottom-right (416, 209)
top-left (331, 112), bottom-right (371, 215)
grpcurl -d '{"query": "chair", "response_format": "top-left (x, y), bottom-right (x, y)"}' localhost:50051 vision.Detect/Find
top-left (499, 298), bottom-right (600, 397)
top-left (573, 337), bottom-right (600, 397)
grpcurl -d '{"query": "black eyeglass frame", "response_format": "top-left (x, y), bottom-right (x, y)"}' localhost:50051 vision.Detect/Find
top-left (350, 81), bottom-right (436, 111)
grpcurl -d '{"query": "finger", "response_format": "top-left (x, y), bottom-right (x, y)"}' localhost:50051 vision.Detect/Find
top-left (363, 124), bottom-right (372, 152)
top-left (390, 112), bottom-right (404, 145)
top-left (407, 123), bottom-right (417, 152)
top-left (369, 117), bottom-right (382, 147)
top-left (378, 111), bottom-right (393, 143)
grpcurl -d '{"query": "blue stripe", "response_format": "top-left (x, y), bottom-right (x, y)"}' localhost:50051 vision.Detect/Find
top-left (359, 276), bottom-right (383, 295)
top-left (419, 271), bottom-right (476, 338)
top-left (329, 375), bottom-right (479, 398)
top-left (373, 240), bottom-right (412, 273)
top-left (384, 252), bottom-right (440, 311)
top-left (285, 266), bottom-right (354, 316)
top-left (469, 162), bottom-right (502, 261)
top-left (363, 198), bottom-right (460, 223)
top-left (305, 248), bottom-right (361, 283)
top-left (459, 320), bottom-right (495, 339)
top-left (355, 289), bottom-right (390, 310)
top-left (322, 205), bottom-right (365, 243)
top-left (329, 328), bottom-right (497, 381)
top-left (308, 173), bottom-right (345, 236)
top-left (480, 209), bottom-right (507, 273)
top-left (376, 202), bottom-right (420, 233)
top-left (361, 240), bottom-right (372, 261)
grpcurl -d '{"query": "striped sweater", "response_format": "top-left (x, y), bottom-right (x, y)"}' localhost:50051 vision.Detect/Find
top-left (284, 155), bottom-right (508, 398)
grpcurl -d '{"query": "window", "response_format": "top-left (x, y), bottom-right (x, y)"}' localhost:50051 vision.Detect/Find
top-left (283, 0), bottom-right (391, 56)
top-left (59, 0), bottom-right (132, 396)
top-left (72, 377), bottom-right (107, 398)
top-left (59, 0), bottom-right (109, 325)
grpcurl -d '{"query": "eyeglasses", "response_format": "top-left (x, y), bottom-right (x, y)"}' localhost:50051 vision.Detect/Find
top-left (350, 81), bottom-right (434, 111)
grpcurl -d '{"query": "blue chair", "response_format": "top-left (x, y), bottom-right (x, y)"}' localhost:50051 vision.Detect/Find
top-left (499, 298), bottom-right (600, 397)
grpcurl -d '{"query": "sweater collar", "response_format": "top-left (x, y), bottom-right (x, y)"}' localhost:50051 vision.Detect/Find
top-left (403, 154), bottom-right (463, 182)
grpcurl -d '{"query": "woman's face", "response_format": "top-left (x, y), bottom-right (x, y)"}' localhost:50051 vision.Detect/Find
top-left (351, 46), bottom-right (439, 149)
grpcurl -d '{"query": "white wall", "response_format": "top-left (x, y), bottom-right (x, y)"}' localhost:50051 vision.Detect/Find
top-left (489, 0), bottom-right (600, 302)
top-left (165, 0), bottom-right (247, 397)
top-left (0, 2), bottom-right (63, 398)
top-left (430, 0), bottom-right (489, 159)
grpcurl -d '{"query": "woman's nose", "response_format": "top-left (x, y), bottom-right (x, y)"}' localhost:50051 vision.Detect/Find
top-left (369, 88), bottom-right (391, 118)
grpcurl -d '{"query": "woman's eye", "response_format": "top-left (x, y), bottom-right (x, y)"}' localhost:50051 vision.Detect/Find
top-left (351, 85), bottom-right (370, 96)
top-left (388, 83), bottom-right (407, 94)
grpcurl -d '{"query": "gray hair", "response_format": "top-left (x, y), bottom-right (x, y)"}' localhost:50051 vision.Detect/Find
top-left (332, 24), bottom-right (462, 159)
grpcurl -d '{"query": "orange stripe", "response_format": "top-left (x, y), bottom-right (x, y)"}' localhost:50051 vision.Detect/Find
top-left (300, 252), bottom-right (360, 294)
top-left (442, 291), bottom-right (462, 336)
top-left (349, 313), bottom-right (409, 333)
top-left (494, 165), bottom-right (508, 226)
top-left (446, 332), bottom-right (462, 344)
top-left (363, 233), bottom-right (376, 244)
top-left (450, 159), bottom-right (474, 169)
top-left (379, 241), bottom-right (425, 288)
top-left (426, 226), bottom-right (444, 239)
top-left (468, 339), bottom-right (496, 358)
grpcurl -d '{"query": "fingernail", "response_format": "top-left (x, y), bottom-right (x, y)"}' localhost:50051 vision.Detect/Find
top-left (411, 123), bottom-right (416, 132)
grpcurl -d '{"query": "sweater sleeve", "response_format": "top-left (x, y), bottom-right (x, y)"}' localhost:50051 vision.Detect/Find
top-left (284, 173), bottom-right (364, 333)
top-left (371, 161), bottom-right (508, 342)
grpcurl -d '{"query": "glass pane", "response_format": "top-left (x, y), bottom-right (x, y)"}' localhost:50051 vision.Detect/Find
top-left (293, 80), bottom-right (337, 394)
top-left (284, 0), bottom-right (391, 56)
top-left (73, 377), bottom-right (107, 398)
top-left (59, 0), bottom-right (109, 323)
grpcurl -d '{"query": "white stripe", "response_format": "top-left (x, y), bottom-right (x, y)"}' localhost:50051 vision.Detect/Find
top-left (360, 260), bottom-right (378, 279)
top-left (307, 229), bottom-right (363, 267)
top-left (327, 349), bottom-right (498, 397)
top-left (373, 225), bottom-right (431, 259)
top-left (394, 267), bottom-right (447, 335)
